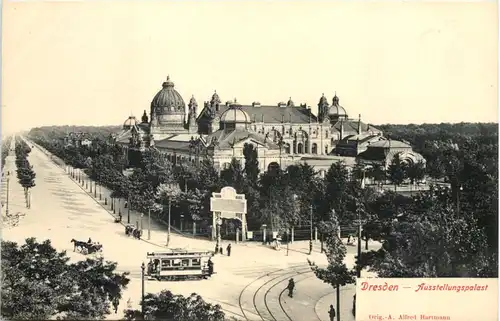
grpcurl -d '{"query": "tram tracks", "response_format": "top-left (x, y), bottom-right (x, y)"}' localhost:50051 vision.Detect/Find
top-left (238, 263), bottom-right (314, 321)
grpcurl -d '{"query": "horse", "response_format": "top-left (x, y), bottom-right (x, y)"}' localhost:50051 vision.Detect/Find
top-left (71, 239), bottom-right (88, 252)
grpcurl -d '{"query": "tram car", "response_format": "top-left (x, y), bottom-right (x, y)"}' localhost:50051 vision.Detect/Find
top-left (145, 249), bottom-right (215, 281)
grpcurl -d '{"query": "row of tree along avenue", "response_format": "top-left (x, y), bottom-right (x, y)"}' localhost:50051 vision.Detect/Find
top-left (28, 122), bottom-right (498, 279)
top-left (1, 238), bottom-right (225, 320)
top-left (14, 137), bottom-right (36, 208)
top-left (2, 135), bottom-right (12, 171)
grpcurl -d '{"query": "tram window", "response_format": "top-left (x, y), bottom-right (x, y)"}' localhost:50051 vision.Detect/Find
top-left (192, 259), bottom-right (201, 266)
top-left (172, 259), bottom-right (181, 267)
top-left (181, 259), bottom-right (189, 267)
top-left (161, 260), bottom-right (171, 267)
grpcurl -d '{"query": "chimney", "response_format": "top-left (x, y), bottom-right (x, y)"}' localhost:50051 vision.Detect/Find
top-left (340, 120), bottom-right (344, 140)
top-left (358, 114), bottom-right (362, 134)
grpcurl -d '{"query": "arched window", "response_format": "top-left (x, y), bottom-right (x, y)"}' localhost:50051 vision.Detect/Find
top-left (297, 143), bottom-right (303, 154)
top-left (311, 143), bottom-right (318, 154)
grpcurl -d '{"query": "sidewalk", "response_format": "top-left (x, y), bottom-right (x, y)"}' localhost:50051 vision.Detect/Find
top-left (2, 136), bottom-right (31, 228)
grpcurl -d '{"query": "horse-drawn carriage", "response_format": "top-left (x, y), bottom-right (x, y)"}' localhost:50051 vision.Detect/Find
top-left (125, 224), bottom-right (142, 239)
top-left (71, 239), bottom-right (103, 255)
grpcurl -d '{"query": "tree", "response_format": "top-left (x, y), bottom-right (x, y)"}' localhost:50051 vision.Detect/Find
top-left (308, 213), bottom-right (355, 319)
top-left (323, 162), bottom-right (351, 224)
top-left (243, 143), bottom-right (260, 184)
top-left (387, 154), bottom-right (406, 191)
top-left (1, 238), bottom-right (130, 320)
top-left (156, 182), bottom-right (182, 245)
top-left (367, 163), bottom-right (386, 187)
top-left (220, 158), bottom-right (245, 193)
top-left (406, 160), bottom-right (426, 185)
top-left (123, 290), bottom-right (225, 321)
top-left (360, 187), bottom-right (496, 277)
top-left (14, 138), bottom-right (36, 208)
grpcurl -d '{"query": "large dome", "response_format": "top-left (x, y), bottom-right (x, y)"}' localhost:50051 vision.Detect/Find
top-left (220, 100), bottom-right (251, 123)
top-left (151, 76), bottom-right (185, 115)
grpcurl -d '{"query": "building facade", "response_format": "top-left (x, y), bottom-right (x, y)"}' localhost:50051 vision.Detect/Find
top-left (114, 76), bottom-right (424, 171)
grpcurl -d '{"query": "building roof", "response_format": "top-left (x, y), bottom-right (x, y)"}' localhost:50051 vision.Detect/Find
top-left (200, 103), bottom-right (317, 124)
top-left (336, 134), bottom-right (385, 147)
top-left (368, 140), bottom-right (411, 148)
top-left (331, 120), bottom-right (381, 133)
top-left (357, 139), bottom-right (414, 162)
top-left (123, 116), bottom-right (138, 129)
top-left (207, 128), bottom-right (279, 149)
top-left (155, 137), bottom-right (192, 152)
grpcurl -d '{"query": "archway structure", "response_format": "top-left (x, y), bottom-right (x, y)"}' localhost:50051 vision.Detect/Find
top-left (210, 186), bottom-right (248, 241)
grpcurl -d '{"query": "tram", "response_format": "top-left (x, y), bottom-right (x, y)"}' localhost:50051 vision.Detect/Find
top-left (145, 249), bottom-right (215, 281)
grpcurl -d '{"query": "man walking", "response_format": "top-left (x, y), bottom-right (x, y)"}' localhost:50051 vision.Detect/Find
top-left (329, 304), bottom-right (336, 321)
top-left (287, 278), bottom-right (295, 298)
top-left (207, 257), bottom-right (214, 276)
top-left (226, 244), bottom-right (232, 256)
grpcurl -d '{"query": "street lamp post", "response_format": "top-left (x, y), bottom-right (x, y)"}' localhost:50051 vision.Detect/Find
top-left (5, 175), bottom-right (10, 216)
top-left (141, 262), bottom-right (145, 319)
top-left (215, 217), bottom-right (222, 253)
top-left (356, 199), bottom-right (363, 278)
top-left (167, 197), bottom-right (172, 246)
top-left (309, 204), bottom-right (313, 255)
top-left (98, 173), bottom-right (102, 200)
top-left (127, 195), bottom-right (131, 224)
top-left (148, 207), bottom-right (151, 240)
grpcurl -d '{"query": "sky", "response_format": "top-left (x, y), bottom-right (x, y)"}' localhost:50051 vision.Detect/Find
top-left (1, 1), bottom-right (498, 135)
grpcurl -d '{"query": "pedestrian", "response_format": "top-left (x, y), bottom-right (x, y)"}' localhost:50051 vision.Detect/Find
top-left (226, 244), bottom-right (231, 256)
top-left (309, 240), bottom-right (313, 255)
top-left (207, 257), bottom-right (214, 276)
top-left (214, 245), bottom-right (219, 254)
top-left (287, 278), bottom-right (295, 298)
top-left (219, 246), bottom-right (223, 255)
top-left (88, 237), bottom-right (92, 244)
top-left (347, 234), bottom-right (351, 244)
top-left (329, 304), bottom-right (336, 321)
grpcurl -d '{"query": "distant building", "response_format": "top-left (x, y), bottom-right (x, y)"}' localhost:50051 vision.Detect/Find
top-left (63, 132), bottom-right (93, 148)
top-left (114, 76), bottom-right (424, 172)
